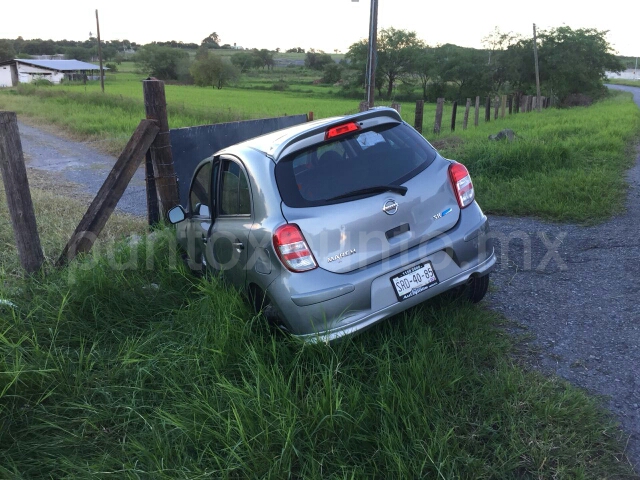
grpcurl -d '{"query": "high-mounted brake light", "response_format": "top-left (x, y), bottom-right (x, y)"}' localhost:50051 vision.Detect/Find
top-left (448, 162), bottom-right (475, 208)
top-left (325, 122), bottom-right (360, 140)
top-left (273, 224), bottom-right (318, 272)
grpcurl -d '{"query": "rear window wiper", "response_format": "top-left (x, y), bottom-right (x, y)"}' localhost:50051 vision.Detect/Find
top-left (326, 185), bottom-right (408, 201)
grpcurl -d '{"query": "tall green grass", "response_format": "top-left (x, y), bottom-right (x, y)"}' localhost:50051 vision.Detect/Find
top-left (0, 230), bottom-right (634, 478)
top-left (437, 92), bottom-right (640, 223)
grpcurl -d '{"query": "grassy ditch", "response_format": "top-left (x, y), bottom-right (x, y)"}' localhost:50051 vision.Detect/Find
top-left (607, 78), bottom-right (640, 88)
top-left (436, 91), bottom-right (640, 223)
top-left (0, 229), bottom-right (635, 478)
top-left (0, 169), bottom-right (145, 277)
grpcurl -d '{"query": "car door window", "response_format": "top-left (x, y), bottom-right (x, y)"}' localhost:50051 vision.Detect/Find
top-left (189, 162), bottom-right (212, 217)
top-left (220, 160), bottom-right (251, 216)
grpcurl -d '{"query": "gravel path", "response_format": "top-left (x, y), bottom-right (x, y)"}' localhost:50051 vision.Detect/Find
top-left (16, 88), bottom-right (640, 470)
top-left (18, 122), bottom-right (147, 216)
top-left (488, 84), bottom-right (640, 471)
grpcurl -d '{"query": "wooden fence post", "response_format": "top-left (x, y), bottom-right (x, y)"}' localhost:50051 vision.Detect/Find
top-left (450, 101), bottom-right (458, 132)
top-left (358, 101), bottom-right (369, 112)
top-left (527, 95), bottom-right (534, 112)
top-left (57, 120), bottom-right (159, 266)
top-left (0, 112), bottom-right (44, 273)
top-left (508, 95), bottom-right (513, 115)
top-left (485, 96), bottom-right (491, 122)
top-left (474, 96), bottom-right (480, 126)
top-left (500, 95), bottom-right (506, 118)
top-left (145, 150), bottom-right (159, 226)
top-left (143, 78), bottom-right (180, 221)
top-left (391, 102), bottom-right (401, 114)
top-left (307, 111), bottom-right (314, 121)
top-left (463, 98), bottom-right (471, 130)
top-left (493, 96), bottom-right (499, 120)
top-left (434, 98), bottom-right (444, 134)
top-left (414, 100), bottom-right (424, 133)
top-left (531, 96), bottom-right (537, 111)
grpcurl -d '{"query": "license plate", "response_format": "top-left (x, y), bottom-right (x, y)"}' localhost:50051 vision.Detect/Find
top-left (390, 262), bottom-right (439, 302)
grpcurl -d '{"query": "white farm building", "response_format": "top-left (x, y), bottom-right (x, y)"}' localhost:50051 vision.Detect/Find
top-left (0, 59), bottom-right (106, 87)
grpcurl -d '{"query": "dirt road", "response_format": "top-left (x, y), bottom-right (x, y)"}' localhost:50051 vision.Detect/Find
top-left (18, 122), bottom-right (147, 216)
top-left (488, 84), bottom-right (640, 471)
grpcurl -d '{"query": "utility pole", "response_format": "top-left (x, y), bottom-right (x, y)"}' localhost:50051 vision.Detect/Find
top-left (532, 23), bottom-right (541, 112)
top-left (365, 0), bottom-right (378, 108)
top-left (351, 0), bottom-right (379, 107)
top-left (95, 9), bottom-right (105, 93)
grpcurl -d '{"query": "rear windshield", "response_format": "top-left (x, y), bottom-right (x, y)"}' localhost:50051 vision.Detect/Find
top-left (275, 122), bottom-right (438, 207)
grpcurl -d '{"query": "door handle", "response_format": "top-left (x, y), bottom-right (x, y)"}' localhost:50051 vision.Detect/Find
top-left (232, 240), bottom-right (244, 251)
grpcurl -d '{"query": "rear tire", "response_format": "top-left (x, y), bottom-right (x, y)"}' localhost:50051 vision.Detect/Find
top-left (463, 273), bottom-right (490, 303)
top-left (248, 285), bottom-right (281, 326)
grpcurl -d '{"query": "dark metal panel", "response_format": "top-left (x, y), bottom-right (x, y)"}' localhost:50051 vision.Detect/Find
top-left (170, 115), bottom-right (307, 205)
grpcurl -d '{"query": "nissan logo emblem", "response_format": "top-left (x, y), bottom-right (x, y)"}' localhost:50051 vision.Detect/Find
top-left (383, 199), bottom-right (398, 215)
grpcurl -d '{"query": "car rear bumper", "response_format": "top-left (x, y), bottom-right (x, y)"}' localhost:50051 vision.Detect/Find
top-left (264, 202), bottom-right (495, 341)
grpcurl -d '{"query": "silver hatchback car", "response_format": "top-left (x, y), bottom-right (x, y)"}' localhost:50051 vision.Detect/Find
top-left (168, 108), bottom-right (495, 341)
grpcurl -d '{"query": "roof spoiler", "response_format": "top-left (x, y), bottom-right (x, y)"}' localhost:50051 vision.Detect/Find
top-left (272, 107), bottom-right (403, 161)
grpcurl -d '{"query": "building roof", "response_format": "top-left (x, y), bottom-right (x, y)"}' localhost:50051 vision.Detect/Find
top-left (13, 59), bottom-right (106, 71)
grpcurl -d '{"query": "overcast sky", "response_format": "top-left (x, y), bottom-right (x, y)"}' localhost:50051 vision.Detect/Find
top-left (3, 0), bottom-right (638, 57)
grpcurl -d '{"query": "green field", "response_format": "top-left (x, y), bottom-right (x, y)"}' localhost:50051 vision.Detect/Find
top-left (0, 71), bottom-right (639, 225)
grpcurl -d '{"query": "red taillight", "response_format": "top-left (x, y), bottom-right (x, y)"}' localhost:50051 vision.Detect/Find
top-left (449, 162), bottom-right (475, 208)
top-left (273, 224), bottom-right (318, 272)
top-left (325, 122), bottom-right (360, 140)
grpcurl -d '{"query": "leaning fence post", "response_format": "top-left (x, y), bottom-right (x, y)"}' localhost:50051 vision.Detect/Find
top-left (462, 98), bottom-right (471, 130)
top-left (414, 100), bottom-right (424, 133)
top-left (358, 101), bottom-right (369, 112)
top-left (500, 95), bottom-right (506, 118)
top-left (391, 102), bottom-right (401, 114)
top-left (494, 96), bottom-right (500, 120)
top-left (450, 101), bottom-right (458, 132)
top-left (434, 98), bottom-right (444, 134)
top-left (508, 95), bottom-right (513, 115)
top-left (307, 111), bottom-right (314, 121)
top-left (0, 112), bottom-right (44, 273)
top-left (57, 120), bottom-right (160, 267)
top-left (474, 96), bottom-right (480, 126)
top-left (143, 78), bottom-right (180, 222)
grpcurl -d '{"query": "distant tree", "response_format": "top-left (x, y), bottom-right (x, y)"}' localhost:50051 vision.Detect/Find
top-left (502, 26), bottom-right (624, 101)
top-left (347, 27), bottom-right (423, 98)
top-left (230, 51), bottom-right (258, 72)
top-left (201, 32), bottom-right (220, 48)
top-left (344, 39), bottom-right (388, 96)
top-left (410, 47), bottom-right (437, 99)
top-left (190, 51), bottom-right (239, 89)
top-left (321, 62), bottom-right (343, 84)
top-left (305, 51), bottom-right (333, 70)
top-left (286, 47), bottom-right (305, 53)
top-left (64, 46), bottom-right (91, 61)
top-left (254, 49), bottom-right (275, 70)
top-left (0, 40), bottom-right (16, 62)
top-left (195, 45), bottom-right (210, 61)
top-left (134, 44), bottom-right (190, 80)
top-left (436, 44), bottom-right (493, 98)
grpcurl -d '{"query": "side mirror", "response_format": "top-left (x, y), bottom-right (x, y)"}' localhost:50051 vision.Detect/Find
top-left (167, 205), bottom-right (187, 224)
